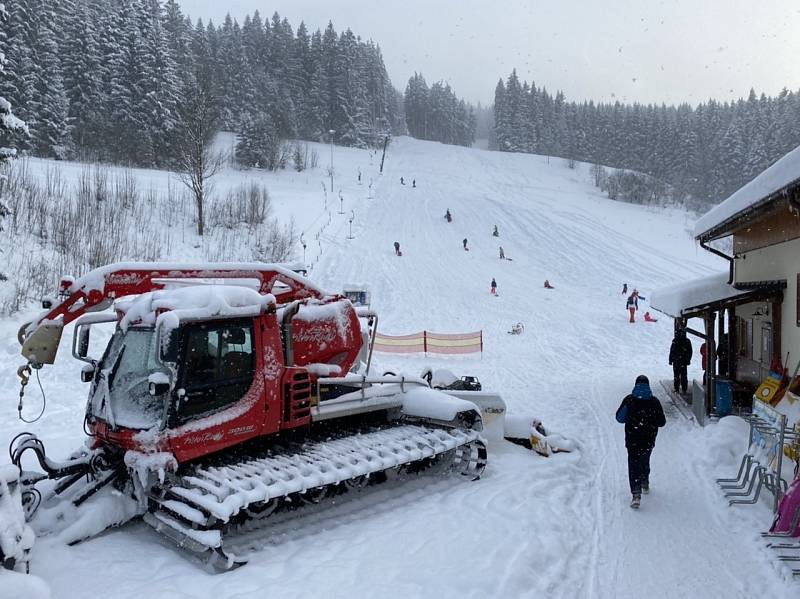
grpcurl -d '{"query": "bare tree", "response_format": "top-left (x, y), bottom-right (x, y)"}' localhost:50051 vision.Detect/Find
top-left (173, 77), bottom-right (223, 236)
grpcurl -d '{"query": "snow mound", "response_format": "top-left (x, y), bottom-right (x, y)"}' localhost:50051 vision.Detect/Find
top-left (692, 415), bottom-right (749, 471)
top-left (0, 570), bottom-right (51, 599)
top-left (0, 465), bottom-right (34, 575)
top-left (30, 483), bottom-right (142, 547)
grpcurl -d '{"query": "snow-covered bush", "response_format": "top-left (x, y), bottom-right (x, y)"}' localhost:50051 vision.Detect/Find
top-left (209, 182), bottom-right (270, 229)
top-left (0, 160), bottom-right (296, 314)
top-left (601, 169), bottom-right (674, 207)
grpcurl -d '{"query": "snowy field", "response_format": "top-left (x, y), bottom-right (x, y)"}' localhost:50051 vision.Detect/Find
top-left (1, 137), bottom-right (798, 598)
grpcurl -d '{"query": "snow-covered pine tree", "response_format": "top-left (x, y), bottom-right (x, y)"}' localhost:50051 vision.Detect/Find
top-left (138, 0), bottom-right (180, 166)
top-left (236, 112), bottom-right (281, 170)
top-left (30, 12), bottom-right (70, 159)
top-left (62, 0), bottom-right (105, 154)
top-left (0, 0), bottom-right (29, 258)
top-left (0, 2), bottom-right (26, 161)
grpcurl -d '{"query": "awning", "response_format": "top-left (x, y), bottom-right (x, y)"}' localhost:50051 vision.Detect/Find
top-left (650, 272), bottom-right (785, 319)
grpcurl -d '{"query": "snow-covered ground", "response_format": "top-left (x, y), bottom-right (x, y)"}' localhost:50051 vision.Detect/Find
top-left (1, 137), bottom-right (797, 598)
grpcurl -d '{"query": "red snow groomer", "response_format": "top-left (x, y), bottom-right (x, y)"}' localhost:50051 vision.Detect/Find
top-left (7, 263), bottom-right (486, 571)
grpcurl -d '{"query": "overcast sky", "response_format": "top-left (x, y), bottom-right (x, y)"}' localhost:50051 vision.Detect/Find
top-left (180, 0), bottom-right (800, 106)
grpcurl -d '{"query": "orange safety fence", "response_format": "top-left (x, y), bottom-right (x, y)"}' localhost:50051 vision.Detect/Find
top-left (372, 330), bottom-right (483, 355)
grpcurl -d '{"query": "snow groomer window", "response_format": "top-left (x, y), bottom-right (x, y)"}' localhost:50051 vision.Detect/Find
top-left (178, 321), bottom-right (255, 422)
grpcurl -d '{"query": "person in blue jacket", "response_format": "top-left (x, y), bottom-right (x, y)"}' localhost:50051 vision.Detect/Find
top-left (616, 375), bottom-right (666, 509)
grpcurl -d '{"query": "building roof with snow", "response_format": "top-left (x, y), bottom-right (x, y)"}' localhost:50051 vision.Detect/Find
top-left (650, 272), bottom-right (785, 319)
top-left (694, 143), bottom-right (800, 241)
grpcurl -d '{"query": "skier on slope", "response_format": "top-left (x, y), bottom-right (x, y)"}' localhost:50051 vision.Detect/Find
top-left (499, 246), bottom-right (505, 260)
top-left (668, 330), bottom-right (692, 394)
top-left (400, 177), bottom-right (405, 185)
top-left (393, 241), bottom-right (401, 256)
top-left (412, 179), bottom-right (416, 188)
top-left (445, 209), bottom-right (452, 222)
top-left (493, 225), bottom-right (499, 237)
top-left (463, 238), bottom-right (469, 251)
top-left (621, 283), bottom-right (628, 295)
top-left (616, 374), bottom-right (666, 509)
top-left (490, 278), bottom-right (497, 295)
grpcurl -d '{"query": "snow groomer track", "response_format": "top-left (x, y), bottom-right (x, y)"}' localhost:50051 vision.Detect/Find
top-left (146, 424), bottom-right (487, 569)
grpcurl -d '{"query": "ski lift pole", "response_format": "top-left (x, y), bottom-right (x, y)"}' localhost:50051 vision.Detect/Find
top-left (347, 211), bottom-right (355, 240)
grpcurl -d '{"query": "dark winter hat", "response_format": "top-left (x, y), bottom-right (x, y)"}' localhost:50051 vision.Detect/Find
top-left (635, 375), bottom-right (649, 385)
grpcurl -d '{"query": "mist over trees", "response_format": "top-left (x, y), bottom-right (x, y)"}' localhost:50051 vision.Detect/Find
top-left (493, 69), bottom-right (800, 208)
top-left (0, 0), bottom-right (403, 167)
top-left (404, 73), bottom-right (476, 146)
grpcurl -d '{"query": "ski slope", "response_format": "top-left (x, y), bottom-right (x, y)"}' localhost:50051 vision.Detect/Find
top-left (1, 137), bottom-right (797, 598)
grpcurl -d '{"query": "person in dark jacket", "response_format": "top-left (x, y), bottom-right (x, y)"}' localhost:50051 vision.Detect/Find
top-left (616, 375), bottom-right (666, 508)
top-left (668, 330), bottom-right (692, 394)
top-left (626, 291), bottom-right (639, 323)
top-left (393, 241), bottom-right (401, 256)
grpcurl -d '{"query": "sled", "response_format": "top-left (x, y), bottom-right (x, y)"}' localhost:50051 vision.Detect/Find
top-left (508, 322), bottom-right (524, 335)
top-left (503, 415), bottom-right (575, 456)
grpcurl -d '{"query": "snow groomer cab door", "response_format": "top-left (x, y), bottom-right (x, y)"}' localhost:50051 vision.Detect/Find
top-left (167, 313), bottom-right (285, 463)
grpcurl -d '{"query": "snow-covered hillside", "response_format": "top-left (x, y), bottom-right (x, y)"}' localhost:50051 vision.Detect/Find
top-left (1, 137), bottom-right (796, 598)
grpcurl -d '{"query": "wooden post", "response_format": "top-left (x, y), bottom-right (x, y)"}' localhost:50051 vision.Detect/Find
top-left (705, 311), bottom-right (717, 415)
top-left (730, 307), bottom-right (736, 377)
top-left (718, 308), bottom-right (725, 378)
top-left (772, 300), bottom-right (782, 370)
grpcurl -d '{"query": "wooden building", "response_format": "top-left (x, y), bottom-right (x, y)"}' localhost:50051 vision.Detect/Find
top-left (652, 145), bottom-right (800, 422)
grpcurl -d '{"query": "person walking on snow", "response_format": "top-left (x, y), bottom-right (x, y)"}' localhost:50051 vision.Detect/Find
top-left (499, 246), bottom-right (505, 260)
top-left (616, 374), bottom-right (666, 509)
top-left (490, 278), bottom-right (497, 295)
top-left (626, 290), bottom-right (639, 322)
top-left (412, 179), bottom-right (416, 188)
top-left (621, 283), bottom-right (628, 295)
top-left (669, 330), bottom-right (692, 394)
top-left (463, 238), bottom-right (469, 251)
top-left (400, 177), bottom-right (405, 185)
top-left (445, 209), bottom-right (452, 222)
top-left (393, 241), bottom-right (401, 256)
top-left (493, 225), bottom-right (499, 237)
